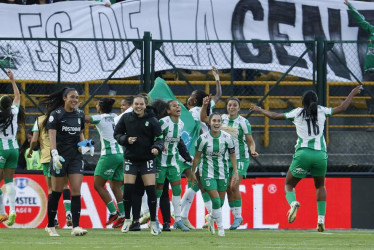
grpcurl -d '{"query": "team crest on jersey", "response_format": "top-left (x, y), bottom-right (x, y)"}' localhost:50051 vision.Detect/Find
top-left (145, 121), bottom-right (149, 126)
top-left (78, 118), bottom-right (81, 125)
top-left (206, 180), bottom-right (210, 186)
top-left (48, 116), bottom-right (54, 122)
top-left (125, 165), bottom-right (130, 171)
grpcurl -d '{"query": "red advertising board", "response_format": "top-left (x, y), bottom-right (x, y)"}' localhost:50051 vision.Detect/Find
top-left (0, 175), bottom-right (351, 229)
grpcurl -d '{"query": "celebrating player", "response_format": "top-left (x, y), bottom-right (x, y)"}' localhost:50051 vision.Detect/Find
top-left (201, 96), bottom-right (259, 230)
top-left (44, 87), bottom-right (88, 237)
top-left (0, 70), bottom-right (25, 226)
top-left (85, 98), bottom-right (125, 228)
top-left (190, 113), bottom-right (239, 237)
top-left (250, 86), bottom-right (362, 232)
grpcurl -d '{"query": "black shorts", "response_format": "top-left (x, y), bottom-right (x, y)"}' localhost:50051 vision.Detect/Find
top-left (124, 159), bottom-right (156, 175)
top-left (50, 156), bottom-right (85, 177)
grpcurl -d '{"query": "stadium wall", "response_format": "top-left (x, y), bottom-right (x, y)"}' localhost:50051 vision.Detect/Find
top-left (1, 174), bottom-right (373, 230)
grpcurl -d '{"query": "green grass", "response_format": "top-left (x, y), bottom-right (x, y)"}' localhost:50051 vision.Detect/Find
top-left (1, 229), bottom-right (374, 249)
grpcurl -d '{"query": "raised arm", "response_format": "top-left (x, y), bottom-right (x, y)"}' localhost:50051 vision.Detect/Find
top-left (332, 85), bottom-right (362, 115)
top-left (211, 66), bottom-right (222, 104)
top-left (7, 70), bottom-right (20, 106)
top-left (345, 0), bottom-right (374, 34)
top-left (250, 105), bottom-right (286, 120)
top-left (200, 96), bottom-right (211, 124)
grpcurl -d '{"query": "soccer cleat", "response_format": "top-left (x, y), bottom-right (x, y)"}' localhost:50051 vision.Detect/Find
top-left (149, 221), bottom-right (159, 236)
top-left (207, 214), bottom-right (215, 235)
top-left (54, 218), bottom-right (59, 228)
top-left (218, 227), bottom-right (225, 237)
top-left (113, 216), bottom-right (125, 229)
top-left (45, 226), bottom-right (60, 237)
top-left (156, 220), bottom-right (162, 234)
top-left (139, 212), bottom-right (150, 225)
top-left (317, 218), bottom-right (325, 232)
top-left (182, 217), bottom-right (195, 230)
top-left (229, 217), bottom-right (243, 230)
top-left (162, 222), bottom-right (171, 232)
top-left (202, 214), bottom-right (209, 229)
top-left (6, 212), bottom-right (16, 226)
top-left (121, 219), bottom-right (132, 233)
top-left (173, 220), bottom-right (190, 231)
top-left (71, 226), bottom-right (88, 236)
top-left (287, 201), bottom-right (300, 223)
top-left (106, 212), bottom-right (119, 226)
top-left (129, 221), bottom-right (141, 231)
top-left (0, 214), bottom-right (8, 223)
top-left (66, 212), bottom-right (73, 227)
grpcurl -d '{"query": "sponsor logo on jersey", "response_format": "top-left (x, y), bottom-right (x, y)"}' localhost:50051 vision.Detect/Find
top-left (62, 126), bottom-right (80, 132)
top-left (3, 177), bottom-right (47, 228)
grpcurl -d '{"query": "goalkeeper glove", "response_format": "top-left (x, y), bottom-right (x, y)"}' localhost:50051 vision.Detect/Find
top-left (51, 149), bottom-right (65, 173)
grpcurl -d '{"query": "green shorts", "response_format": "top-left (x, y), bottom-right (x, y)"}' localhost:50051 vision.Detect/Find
top-left (229, 158), bottom-right (249, 178)
top-left (289, 148), bottom-right (328, 178)
top-left (201, 178), bottom-right (228, 192)
top-left (156, 165), bottom-right (181, 183)
top-left (0, 149), bottom-right (19, 169)
top-left (42, 163), bottom-right (51, 177)
top-left (94, 154), bottom-right (124, 181)
top-left (179, 160), bottom-right (192, 174)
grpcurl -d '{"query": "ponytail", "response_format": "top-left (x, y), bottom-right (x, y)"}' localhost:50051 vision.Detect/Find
top-left (299, 90), bottom-right (319, 136)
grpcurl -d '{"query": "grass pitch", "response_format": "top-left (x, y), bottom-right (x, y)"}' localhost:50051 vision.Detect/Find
top-left (1, 228), bottom-right (374, 249)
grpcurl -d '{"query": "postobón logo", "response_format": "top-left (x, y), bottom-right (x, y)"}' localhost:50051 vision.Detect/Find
top-left (4, 177), bottom-right (47, 228)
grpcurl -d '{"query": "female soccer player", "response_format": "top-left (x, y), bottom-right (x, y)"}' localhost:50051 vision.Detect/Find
top-left (44, 87), bottom-right (88, 237)
top-left (181, 66), bottom-right (222, 229)
top-left (114, 94), bottom-right (164, 235)
top-left (28, 105), bottom-right (72, 228)
top-left (250, 85), bottom-right (362, 232)
top-left (85, 98), bottom-right (125, 228)
top-left (0, 70), bottom-right (25, 226)
top-left (190, 113), bottom-right (239, 237)
top-left (201, 96), bottom-right (259, 230)
top-left (156, 100), bottom-right (190, 231)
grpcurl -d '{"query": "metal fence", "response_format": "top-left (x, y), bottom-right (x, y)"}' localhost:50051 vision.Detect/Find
top-left (0, 34), bottom-right (373, 172)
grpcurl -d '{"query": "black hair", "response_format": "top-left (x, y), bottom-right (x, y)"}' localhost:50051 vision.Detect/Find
top-left (98, 98), bottom-right (115, 114)
top-left (122, 96), bottom-right (134, 105)
top-left (133, 94), bottom-right (149, 105)
top-left (298, 90), bottom-right (319, 136)
top-left (39, 87), bottom-right (77, 130)
top-left (227, 97), bottom-right (241, 107)
top-left (0, 95), bottom-right (26, 132)
top-left (208, 112), bottom-right (222, 123)
top-left (191, 90), bottom-right (211, 116)
top-left (151, 99), bottom-right (169, 119)
top-left (18, 129), bottom-right (35, 170)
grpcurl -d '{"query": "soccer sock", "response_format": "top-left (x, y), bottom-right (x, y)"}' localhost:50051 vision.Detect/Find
top-left (0, 189), bottom-right (4, 214)
top-left (156, 189), bottom-right (163, 199)
top-left (71, 195), bottom-right (81, 228)
top-left (202, 192), bottom-right (212, 214)
top-left (47, 191), bottom-right (61, 227)
top-left (212, 207), bottom-right (223, 228)
top-left (220, 198), bottom-right (225, 208)
top-left (4, 179), bottom-right (16, 213)
top-left (107, 201), bottom-right (117, 215)
top-left (117, 201), bottom-right (125, 216)
top-left (181, 188), bottom-right (197, 218)
top-left (141, 193), bottom-right (149, 214)
top-left (317, 201), bottom-right (326, 216)
top-left (123, 184), bottom-right (134, 219)
top-left (172, 195), bottom-right (182, 222)
top-left (156, 198), bottom-right (160, 221)
top-left (233, 199), bottom-right (242, 218)
top-left (211, 197), bottom-right (221, 210)
top-left (160, 185), bottom-right (171, 224)
top-left (145, 185), bottom-right (157, 222)
top-left (285, 191), bottom-right (296, 206)
top-left (63, 188), bottom-right (71, 213)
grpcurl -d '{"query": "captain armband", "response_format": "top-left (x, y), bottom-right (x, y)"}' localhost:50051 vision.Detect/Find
top-left (228, 147), bottom-right (235, 154)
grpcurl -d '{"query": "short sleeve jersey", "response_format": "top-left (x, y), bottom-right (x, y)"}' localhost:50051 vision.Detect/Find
top-left (284, 106), bottom-right (333, 152)
top-left (90, 113), bottom-right (123, 156)
top-left (157, 116), bottom-right (184, 167)
top-left (195, 130), bottom-right (235, 179)
top-left (47, 107), bottom-right (85, 157)
top-left (221, 114), bottom-right (252, 160)
top-left (190, 99), bottom-right (216, 134)
top-left (0, 104), bottom-right (19, 150)
top-left (32, 115), bottom-right (51, 163)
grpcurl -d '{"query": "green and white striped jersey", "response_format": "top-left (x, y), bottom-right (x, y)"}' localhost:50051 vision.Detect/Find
top-left (221, 114), bottom-right (251, 160)
top-left (0, 104), bottom-right (19, 150)
top-left (285, 106), bottom-right (333, 152)
top-left (195, 130), bottom-right (235, 179)
top-left (190, 99), bottom-right (216, 134)
top-left (90, 113), bottom-right (123, 155)
top-left (157, 116), bottom-right (184, 167)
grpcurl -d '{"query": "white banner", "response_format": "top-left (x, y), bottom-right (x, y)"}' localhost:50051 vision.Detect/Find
top-left (0, 0), bottom-right (373, 82)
